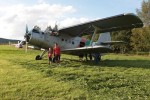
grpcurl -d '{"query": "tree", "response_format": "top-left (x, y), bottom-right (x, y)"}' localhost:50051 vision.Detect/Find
top-left (111, 30), bottom-right (132, 53)
top-left (131, 27), bottom-right (150, 53)
top-left (136, 0), bottom-right (150, 26)
top-left (132, 0), bottom-right (150, 53)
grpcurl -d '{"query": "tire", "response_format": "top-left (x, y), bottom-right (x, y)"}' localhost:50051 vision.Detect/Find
top-left (35, 55), bottom-right (42, 60)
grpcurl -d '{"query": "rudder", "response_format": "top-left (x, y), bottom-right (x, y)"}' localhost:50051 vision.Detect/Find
top-left (97, 32), bottom-right (111, 45)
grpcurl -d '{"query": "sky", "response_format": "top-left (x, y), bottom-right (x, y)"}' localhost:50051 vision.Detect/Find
top-left (0, 0), bottom-right (143, 40)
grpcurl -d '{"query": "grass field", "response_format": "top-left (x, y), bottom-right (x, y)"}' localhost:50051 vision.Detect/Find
top-left (0, 45), bottom-right (150, 99)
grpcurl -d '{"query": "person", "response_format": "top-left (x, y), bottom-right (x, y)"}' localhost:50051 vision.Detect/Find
top-left (53, 43), bottom-right (61, 63)
top-left (78, 42), bottom-right (85, 61)
top-left (79, 53), bottom-right (84, 61)
top-left (85, 53), bottom-right (92, 61)
top-left (89, 53), bottom-right (92, 61)
top-left (48, 47), bottom-right (53, 65)
top-left (93, 53), bottom-right (100, 63)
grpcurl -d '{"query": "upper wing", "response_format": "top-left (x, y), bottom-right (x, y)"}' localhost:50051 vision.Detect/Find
top-left (59, 13), bottom-right (143, 37)
top-left (61, 46), bottom-right (112, 55)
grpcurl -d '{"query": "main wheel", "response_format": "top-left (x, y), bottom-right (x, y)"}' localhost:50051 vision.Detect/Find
top-left (35, 55), bottom-right (42, 60)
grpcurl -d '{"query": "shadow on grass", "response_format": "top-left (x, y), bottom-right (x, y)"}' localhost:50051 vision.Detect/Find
top-left (9, 55), bottom-right (150, 94)
top-left (11, 57), bottom-right (150, 81)
top-left (14, 56), bottom-right (150, 76)
top-left (83, 59), bottom-right (150, 69)
top-left (62, 58), bottom-right (150, 69)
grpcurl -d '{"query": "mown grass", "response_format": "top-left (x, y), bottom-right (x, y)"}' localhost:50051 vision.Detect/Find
top-left (0, 45), bottom-right (150, 99)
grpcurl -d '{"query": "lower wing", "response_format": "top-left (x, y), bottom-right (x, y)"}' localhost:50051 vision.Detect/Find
top-left (61, 46), bottom-right (112, 55)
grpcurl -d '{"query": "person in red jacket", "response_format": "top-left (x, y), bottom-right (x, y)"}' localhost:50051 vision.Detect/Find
top-left (48, 47), bottom-right (53, 65)
top-left (53, 43), bottom-right (61, 63)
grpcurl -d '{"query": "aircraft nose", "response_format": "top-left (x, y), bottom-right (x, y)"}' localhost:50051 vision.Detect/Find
top-left (24, 25), bottom-right (31, 42)
top-left (24, 32), bottom-right (31, 42)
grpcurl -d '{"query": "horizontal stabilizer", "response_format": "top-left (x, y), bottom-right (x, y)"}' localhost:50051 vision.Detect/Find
top-left (101, 41), bottom-right (126, 45)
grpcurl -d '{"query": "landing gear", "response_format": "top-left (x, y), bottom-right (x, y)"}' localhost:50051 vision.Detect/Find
top-left (35, 55), bottom-right (42, 60)
top-left (35, 50), bottom-right (47, 60)
top-left (93, 53), bottom-right (101, 63)
top-left (85, 53), bottom-right (93, 61)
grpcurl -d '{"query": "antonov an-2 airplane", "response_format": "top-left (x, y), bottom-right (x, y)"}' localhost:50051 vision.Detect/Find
top-left (24, 13), bottom-right (143, 61)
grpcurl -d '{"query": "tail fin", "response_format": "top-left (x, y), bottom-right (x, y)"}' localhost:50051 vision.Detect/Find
top-left (97, 32), bottom-right (111, 45)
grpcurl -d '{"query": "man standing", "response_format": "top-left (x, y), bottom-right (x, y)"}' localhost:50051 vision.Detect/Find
top-left (53, 43), bottom-right (61, 63)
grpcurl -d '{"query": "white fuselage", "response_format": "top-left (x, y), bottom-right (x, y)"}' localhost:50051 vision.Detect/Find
top-left (28, 30), bottom-right (82, 50)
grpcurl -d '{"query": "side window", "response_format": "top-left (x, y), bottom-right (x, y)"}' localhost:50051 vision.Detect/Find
top-left (42, 32), bottom-right (44, 35)
top-left (32, 29), bottom-right (40, 33)
top-left (72, 41), bottom-right (74, 45)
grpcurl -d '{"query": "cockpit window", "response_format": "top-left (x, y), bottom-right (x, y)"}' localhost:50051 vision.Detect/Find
top-left (32, 29), bottom-right (40, 33)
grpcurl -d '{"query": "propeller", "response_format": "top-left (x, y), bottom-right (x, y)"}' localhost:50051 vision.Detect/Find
top-left (26, 24), bottom-right (29, 34)
top-left (24, 25), bottom-right (29, 53)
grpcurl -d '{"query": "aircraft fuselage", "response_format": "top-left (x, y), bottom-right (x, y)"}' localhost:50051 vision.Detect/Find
top-left (28, 30), bottom-right (89, 50)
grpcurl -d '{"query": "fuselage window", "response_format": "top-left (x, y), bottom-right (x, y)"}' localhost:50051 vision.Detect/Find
top-left (32, 29), bottom-right (40, 33)
top-left (62, 39), bottom-right (64, 41)
top-left (72, 41), bottom-right (74, 44)
top-left (42, 32), bottom-right (44, 35)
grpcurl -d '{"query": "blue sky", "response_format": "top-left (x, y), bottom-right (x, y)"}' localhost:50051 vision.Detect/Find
top-left (48, 0), bottom-right (142, 18)
top-left (0, 0), bottom-right (143, 39)
top-left (0, 0), bottom-right (142, 18)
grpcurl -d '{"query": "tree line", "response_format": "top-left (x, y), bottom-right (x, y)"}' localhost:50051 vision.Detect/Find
top-left (111, 0), bottom-right (150, 54)
top-left (83, 0), bottom-right (150, 54)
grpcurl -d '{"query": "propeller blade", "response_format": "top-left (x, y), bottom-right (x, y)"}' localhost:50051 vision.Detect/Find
top-left (26, 24), bottom-right (29, 34)
top-left (25, 41), bottom-right (28, 53)
top-left (25, 24), bottom-right (29, 53)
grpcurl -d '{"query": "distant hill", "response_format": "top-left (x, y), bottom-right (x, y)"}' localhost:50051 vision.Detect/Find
top-left (0, 38), bottom-right (19, 44)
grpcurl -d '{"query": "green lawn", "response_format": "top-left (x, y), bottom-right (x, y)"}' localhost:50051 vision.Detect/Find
top-left (0, 45), bottom-right (150, 99)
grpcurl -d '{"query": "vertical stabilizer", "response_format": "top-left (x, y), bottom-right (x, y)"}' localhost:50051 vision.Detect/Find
top-left (97, 32), bottom-right (111, 45)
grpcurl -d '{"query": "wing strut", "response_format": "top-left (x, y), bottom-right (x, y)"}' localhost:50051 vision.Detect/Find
top-left (90, 25), bottom-right (101, 46)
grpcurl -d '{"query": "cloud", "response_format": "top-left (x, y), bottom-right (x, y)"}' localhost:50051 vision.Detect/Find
top-left (59, 18), bottom-right (89, 28)
top-left (0, 3), bottom-right (89, 40)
